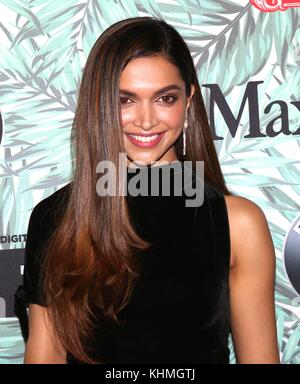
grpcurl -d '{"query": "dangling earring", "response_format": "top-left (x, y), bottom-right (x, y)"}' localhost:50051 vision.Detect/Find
top-left (183, 111), bottom-right (188, 156)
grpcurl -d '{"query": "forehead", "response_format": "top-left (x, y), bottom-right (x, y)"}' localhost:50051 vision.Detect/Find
top-left (120, 55), bottom-right (184, 91)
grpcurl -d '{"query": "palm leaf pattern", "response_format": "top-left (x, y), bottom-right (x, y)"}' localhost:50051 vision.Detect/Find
top-left (0, 0), bottom-right (299, 364)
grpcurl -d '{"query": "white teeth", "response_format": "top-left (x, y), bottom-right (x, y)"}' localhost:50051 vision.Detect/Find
top-left (129, 134), bottom-right (160, 143)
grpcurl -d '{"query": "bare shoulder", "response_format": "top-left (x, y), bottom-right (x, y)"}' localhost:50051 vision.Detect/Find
top-left (223, 195), bottom-right (266, 225)
top-left (223, 195), bottom-right (279, 363)
top-left (223, 195), bottom-right (272, 270)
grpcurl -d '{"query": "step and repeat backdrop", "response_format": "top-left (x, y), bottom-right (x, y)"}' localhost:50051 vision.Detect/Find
top-left (0, 0), bottom-right (299, 364)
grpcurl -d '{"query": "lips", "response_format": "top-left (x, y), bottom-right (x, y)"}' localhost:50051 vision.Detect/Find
top-left (125, 132), bottom-right (165, 148)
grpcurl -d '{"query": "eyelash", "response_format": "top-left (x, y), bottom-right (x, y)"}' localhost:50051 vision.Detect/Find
top-left (120, 94), bottom-right (178, 105)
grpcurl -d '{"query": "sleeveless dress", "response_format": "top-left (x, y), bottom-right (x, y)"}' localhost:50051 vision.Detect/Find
top-left (14, 161), bottom-right (231, 364)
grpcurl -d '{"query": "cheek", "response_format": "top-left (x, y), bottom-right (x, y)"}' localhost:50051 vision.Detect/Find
top-left (120, 109), bottom-right (131, 127)
top-left (161, 104), bottom-right (185, 130)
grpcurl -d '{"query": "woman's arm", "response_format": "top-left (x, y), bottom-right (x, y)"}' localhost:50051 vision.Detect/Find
top-left (24, 304), bottom-right (67, 364)
top-left (224, 195), bottom-right (280, 364)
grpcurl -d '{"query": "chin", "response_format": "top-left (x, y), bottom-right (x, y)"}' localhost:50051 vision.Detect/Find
top-left (127, 157), bottom-right (160, 166)
top-left (125, 150), bottom-right (159, 162)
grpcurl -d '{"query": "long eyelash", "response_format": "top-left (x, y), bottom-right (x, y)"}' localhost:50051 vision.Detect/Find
top-left (120, 94), bottom-right (178, 104)
top-left (120, 97), bottom-right (132, 104)
top-left (160, 94), bottom-right (178, 103)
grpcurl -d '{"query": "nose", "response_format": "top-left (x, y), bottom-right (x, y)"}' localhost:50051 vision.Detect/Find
top-left (134, 101), bottom-right (159, 131)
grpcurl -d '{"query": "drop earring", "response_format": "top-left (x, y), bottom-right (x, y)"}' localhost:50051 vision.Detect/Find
top-left (183, 111), bottom-right (188, 156)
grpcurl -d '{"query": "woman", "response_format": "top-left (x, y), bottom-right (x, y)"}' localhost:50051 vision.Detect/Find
top-left (15, 16), bottom-right (280, 364)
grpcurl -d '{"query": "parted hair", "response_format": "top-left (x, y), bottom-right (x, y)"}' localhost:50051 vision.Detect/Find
top-left (40, 16), bottom-right (231, 363)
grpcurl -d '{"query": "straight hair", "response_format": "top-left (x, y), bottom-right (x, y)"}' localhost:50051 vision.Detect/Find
top-left (41, 16), bottom-right (232, 363)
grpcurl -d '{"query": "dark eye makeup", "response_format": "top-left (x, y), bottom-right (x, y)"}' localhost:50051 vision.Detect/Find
top-left (120, 94), bottom-right (178, 105)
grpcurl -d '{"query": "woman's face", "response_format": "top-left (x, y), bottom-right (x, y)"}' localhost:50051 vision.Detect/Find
top-left (119, 55), bottom-right (195, 167)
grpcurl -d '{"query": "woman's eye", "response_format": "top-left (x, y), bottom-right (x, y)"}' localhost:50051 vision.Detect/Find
top-left (120, 95), bottom-right (178, 105)
top-left (120, 97), bottom-right (132, 105)
top-left (158, 95), bottom-right (178, 104)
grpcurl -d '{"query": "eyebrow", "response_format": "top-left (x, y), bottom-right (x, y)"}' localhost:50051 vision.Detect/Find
top-left (119, 84), bottom-right (182, 97)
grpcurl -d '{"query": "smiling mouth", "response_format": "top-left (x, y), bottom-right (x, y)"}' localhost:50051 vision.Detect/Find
top-left (127, 133), bottom-right (161, 143)
top-left (125, 132), bottom-right (165, 147)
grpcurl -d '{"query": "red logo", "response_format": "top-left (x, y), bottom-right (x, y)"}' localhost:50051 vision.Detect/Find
top-left (250, 0), bottom-right (300, 12)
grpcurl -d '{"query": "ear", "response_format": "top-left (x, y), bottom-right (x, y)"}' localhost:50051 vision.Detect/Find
top-left (186, 83), bottom-right (195, 110)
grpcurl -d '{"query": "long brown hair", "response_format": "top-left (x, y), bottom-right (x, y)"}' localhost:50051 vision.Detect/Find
top-left (40, 16), bottom-right (232, 363)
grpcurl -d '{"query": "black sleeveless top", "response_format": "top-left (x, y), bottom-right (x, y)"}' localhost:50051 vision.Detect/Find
top-left (17, 161), bottom-right (231, 364)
